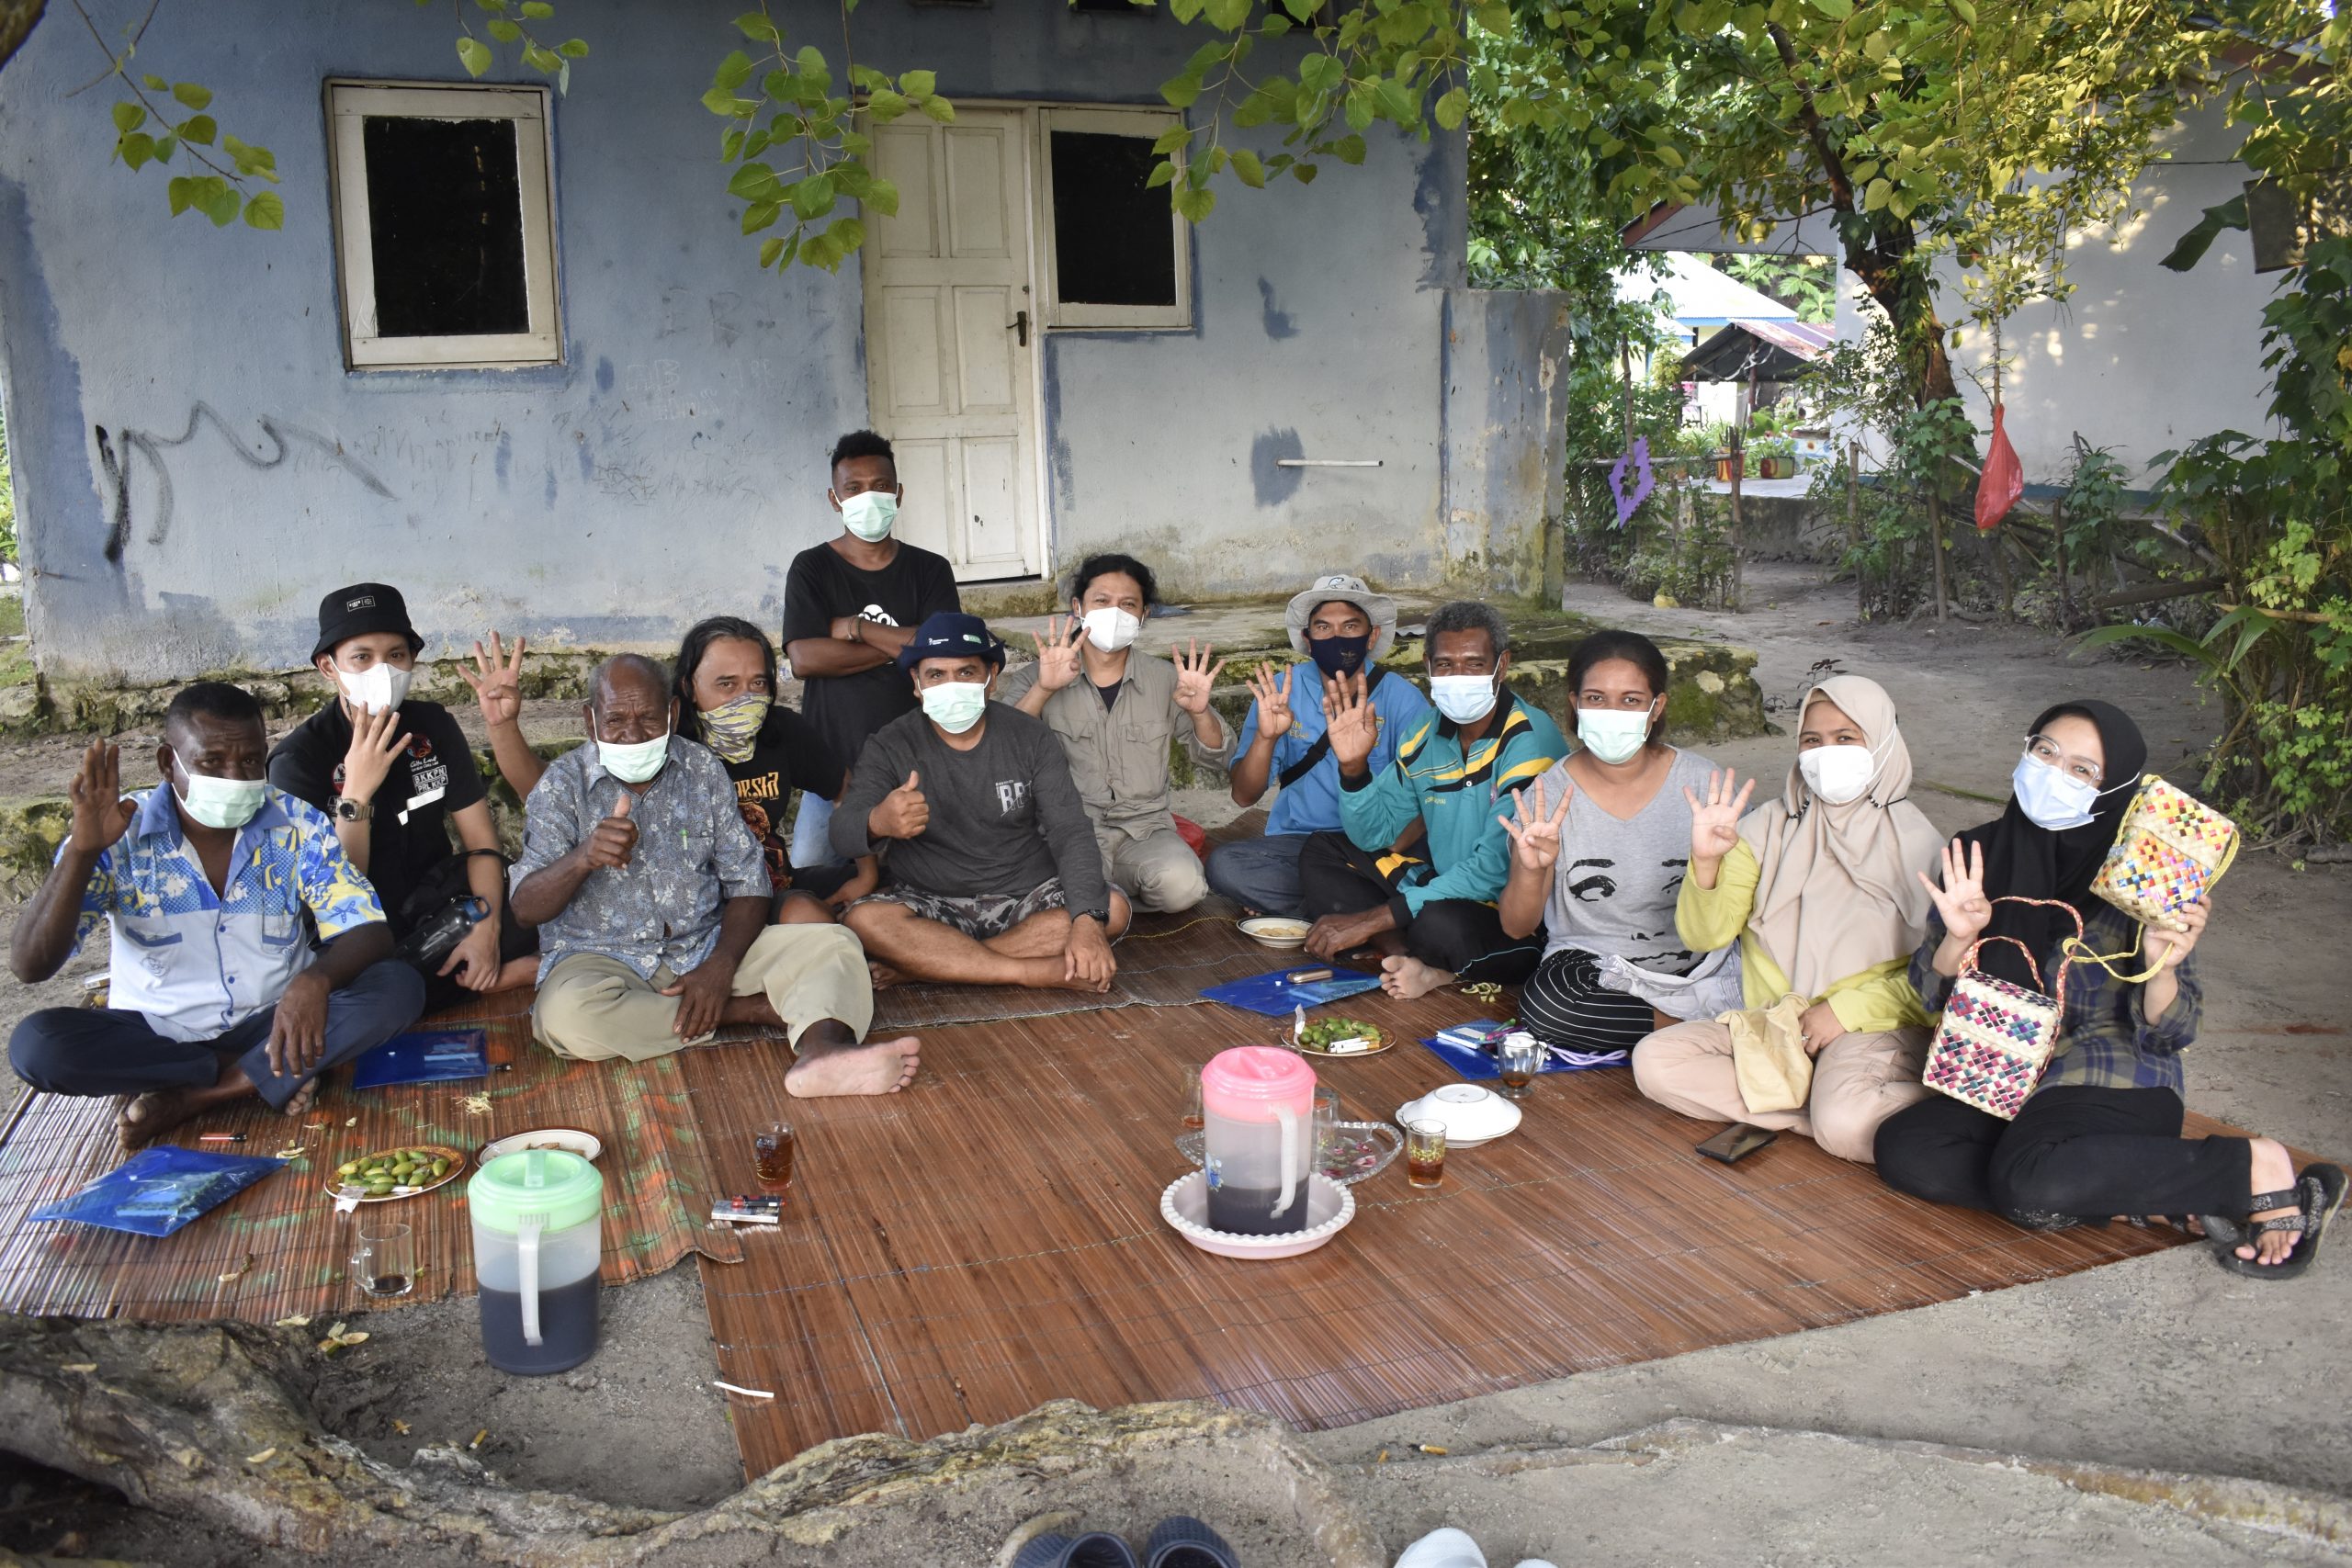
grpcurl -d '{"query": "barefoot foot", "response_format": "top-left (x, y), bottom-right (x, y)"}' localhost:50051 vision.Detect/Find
top-left (1379, 953), bottom-right (1453, 1000)
top-left (117, 1087), bottom-right (218, 1152)
top-left (281, 1077), bottom-right (322, 1122)
top-left (786, 1034), bottom-right (922, 1098)
top-left (867, 960), bottom-right (903, 991)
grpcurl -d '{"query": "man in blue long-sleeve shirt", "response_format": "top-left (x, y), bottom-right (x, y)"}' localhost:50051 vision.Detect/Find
top-left (1298, 601), bottom-right (1566, 999)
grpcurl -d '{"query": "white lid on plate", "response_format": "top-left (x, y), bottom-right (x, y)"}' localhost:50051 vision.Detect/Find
top-left (1396, 1083), bottom-right (1521, 1143)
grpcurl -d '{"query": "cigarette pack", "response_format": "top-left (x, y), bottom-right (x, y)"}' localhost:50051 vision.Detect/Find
top-left (711, 1195), bottom-right (783, 1224)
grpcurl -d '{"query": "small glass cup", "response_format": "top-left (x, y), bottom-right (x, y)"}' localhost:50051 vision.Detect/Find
top-left (352, 1219), bottom-right (415, 1298)
top-left (1497, 1032), bottom-right (1544, 1101)
top-left (1181, 1066), bottom-right (1205, 1133)
top-left (1312, 1086), bottom-right (1341, 1175)
top-left (1404, 1118), bottom-right (1447, 1190)
top-left (753, 1120), bottom-right (796, 1193)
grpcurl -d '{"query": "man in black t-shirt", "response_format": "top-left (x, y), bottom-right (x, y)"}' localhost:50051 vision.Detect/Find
top-left (268, 583), bottom-right (537, 1013)
top-left (780, 430), bottom-right (961, 882)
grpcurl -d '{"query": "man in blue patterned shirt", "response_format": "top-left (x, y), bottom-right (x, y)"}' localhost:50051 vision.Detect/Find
top-left (7, 682), bottom-right (424, 1149)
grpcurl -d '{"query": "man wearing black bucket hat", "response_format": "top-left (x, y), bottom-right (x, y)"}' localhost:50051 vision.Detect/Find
top-left (269, 583), bottom-right (537, 1010)
top-left (832, 612), bottom-right (1130, 991)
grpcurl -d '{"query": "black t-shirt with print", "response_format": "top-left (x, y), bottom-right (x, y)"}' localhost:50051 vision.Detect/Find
top-left (780, 537), bottom-right (960, 764)
top-left (720, 705), bottom-right (848, 889)
top-left (266, 698), bottom-right (486, 932)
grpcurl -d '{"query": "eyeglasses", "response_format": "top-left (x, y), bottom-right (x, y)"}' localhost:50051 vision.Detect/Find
top-left (2024, 734), bottom-right (2103, 787)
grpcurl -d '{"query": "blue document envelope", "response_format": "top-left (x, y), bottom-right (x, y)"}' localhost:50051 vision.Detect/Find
top-left (351, 1028), bottom-right (491, 1089)
top-left (1199, 968), bottom-right (1383, 1017)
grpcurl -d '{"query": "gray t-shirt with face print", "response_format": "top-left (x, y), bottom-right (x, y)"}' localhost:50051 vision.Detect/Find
top-left (1538, 746), bottom-right (1717, 973)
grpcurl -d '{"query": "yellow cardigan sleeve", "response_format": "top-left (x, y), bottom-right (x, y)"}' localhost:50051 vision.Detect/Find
top-left (1824, 957), bottom-right (1933, 1033)
top-left (1677, 839), bottom-right (1758, 953)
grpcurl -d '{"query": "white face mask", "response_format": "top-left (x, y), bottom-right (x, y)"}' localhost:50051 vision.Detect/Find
top-left (335, 660), bottom-right (412, 716)
top-left (1080, 607), bottom-right (1140, 654)
top-left (1799, 742), bottom-right (1878, 806)
top-left (838, 491), bottom-right (898, 542)
top-left (920, 681), bottom-right (989, 734)
top-left (171, 750), bottom-right (268, 830)
top-left (1428, 672), bottom-right (1499, 726)
top-left (1577, 707), bottom-right (1652, 765)
top-left (2012, 752), bottom-right (2103, 830)
top-left (596, 719), bottom-right (672, 784)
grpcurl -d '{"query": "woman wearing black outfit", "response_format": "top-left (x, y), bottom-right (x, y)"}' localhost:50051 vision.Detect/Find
top-left (1874, 699), bottom-right (2343, 1278)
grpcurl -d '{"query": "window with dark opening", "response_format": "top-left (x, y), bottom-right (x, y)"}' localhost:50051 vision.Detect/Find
top-left (1045, 116), bottom-right (1186, 326)
top-left (361, 117), bottom-right (529, 338)
top-left (328, 82), bottom-right (560, 368)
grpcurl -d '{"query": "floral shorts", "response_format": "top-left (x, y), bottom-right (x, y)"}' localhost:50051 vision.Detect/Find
top-left (845, 877), bottom-right (1068, 940)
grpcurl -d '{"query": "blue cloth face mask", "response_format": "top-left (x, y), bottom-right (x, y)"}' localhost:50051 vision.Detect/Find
top-left (1577, 708), bottom-right (1651, 765)
top-left (838, 491), bottom-right (898, 542)
top-left (2011, 750), bottom-right (2106, 830)
top-left (596, 721), bottom-right (672, 784)
top-left (1308, 633), bottom-right (1372, 679)
top-left (171, 750), bottom-right (267, 830)
top-left (1429, 673), bottom-right (1500, 726)
top-left (921, 681), bottom-right (989, 734)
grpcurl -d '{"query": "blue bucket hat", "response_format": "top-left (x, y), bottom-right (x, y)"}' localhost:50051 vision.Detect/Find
top-left (897, 611), bottom-right (1007, 672)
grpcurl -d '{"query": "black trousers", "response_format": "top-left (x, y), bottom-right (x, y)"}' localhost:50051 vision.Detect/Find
top-left (397, 854), bottom-right (539, 1015)
top-left (1874, 1084), bottom-right (2254, 1228)
top-left (1295, 829), bottom-right (1542, 986)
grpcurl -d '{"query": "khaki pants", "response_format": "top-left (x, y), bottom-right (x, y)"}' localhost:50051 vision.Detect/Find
top-left (1632, 1018), bottom-right (1932, 1165)
top-left (1105, 827), bottom-right (1207, 914)
top-left (532, 923), bottom-right (874, 1064)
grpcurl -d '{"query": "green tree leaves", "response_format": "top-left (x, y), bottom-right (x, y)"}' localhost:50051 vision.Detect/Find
top-left (453, 0), bottom-right (588, 92)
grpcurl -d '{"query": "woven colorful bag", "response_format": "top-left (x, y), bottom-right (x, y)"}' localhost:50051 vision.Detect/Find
top-left (1920, 897), bottom-right (2083, 1121)
top-left (2089, 773), bottom-right (2237, 934)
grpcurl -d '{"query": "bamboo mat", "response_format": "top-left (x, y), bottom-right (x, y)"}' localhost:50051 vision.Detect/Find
top-left (686, 981), bottom-right (2216, 1479)
top-left (0, 993), bottom-right (743, 1322)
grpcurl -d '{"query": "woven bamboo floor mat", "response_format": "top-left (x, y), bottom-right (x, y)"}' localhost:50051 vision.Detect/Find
top-left (686, 978), bottom-right (2221, 1479)
top-left (0, 991), bottom-right (742, 1321)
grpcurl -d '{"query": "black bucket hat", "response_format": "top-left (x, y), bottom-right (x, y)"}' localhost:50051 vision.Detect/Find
top-left (312, 582), bottom-right (423, 663)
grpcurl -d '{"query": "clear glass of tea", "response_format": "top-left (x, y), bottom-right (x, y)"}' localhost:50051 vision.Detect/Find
top-left (1497, 1033), bottom-right (1544, 1100)
top-left (1405, 1118), bottom-right (1447, 1190)
top-left (1181, 1066), bottom-right (1205, 1133)
top-left (753, 1120), bottom-right (796, 1192)
top-left (352, 1219), bottom-right (415, 1298)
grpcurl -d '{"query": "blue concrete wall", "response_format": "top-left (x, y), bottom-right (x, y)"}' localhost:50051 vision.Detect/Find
top-left (0, 1), bottom-right (1471, 680)
top-left (1440, 289), bottom-right (1574, 592)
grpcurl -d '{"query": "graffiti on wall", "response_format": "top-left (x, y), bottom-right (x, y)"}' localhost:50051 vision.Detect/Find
top-left (91, 402), bottom-right (395, 563)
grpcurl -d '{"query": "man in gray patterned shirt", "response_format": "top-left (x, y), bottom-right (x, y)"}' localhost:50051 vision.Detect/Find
top-left (512, 656), bottom-right (919, 1097)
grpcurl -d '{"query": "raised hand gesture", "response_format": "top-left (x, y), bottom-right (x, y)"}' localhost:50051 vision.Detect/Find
top-left (338, 703), bottom-right (412, 808)
top-left (1173, 638), bottom-right (1227, 715)
top-left (1684, 769), bottom-right (1755, 866)
top-left (870, 770), bottom-right (930, 840)
top-left (1321, 669), bottom-right (1379, 770)
top-left (1498, 774), bottom-right (1573, 875)
top-left (1031, 617), bottom-right (1086, 694)
top-left (461, 631), bottom-right (526, 731)
top-left (66, 739), bottom-right (137, 855)
top-left (583, 791), bottom-right (639, 870)
top-left (1246, 662), bottom-right (1296, 743)
top-left (1918, 837), bottom-right (1993, 944)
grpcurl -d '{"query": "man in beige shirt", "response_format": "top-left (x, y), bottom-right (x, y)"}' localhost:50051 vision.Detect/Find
top-left (998, 554), bottom-right (1232, 912)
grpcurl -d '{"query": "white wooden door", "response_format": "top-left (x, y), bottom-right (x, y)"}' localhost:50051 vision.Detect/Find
top-left (863, 108), bottom-right (1041, 581)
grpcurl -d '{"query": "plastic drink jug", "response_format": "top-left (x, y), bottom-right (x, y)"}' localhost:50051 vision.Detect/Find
top-left (1201, 1045), bottom-right (1317, 1236)
top-left (466, 1147), bottom-right (604, 1375)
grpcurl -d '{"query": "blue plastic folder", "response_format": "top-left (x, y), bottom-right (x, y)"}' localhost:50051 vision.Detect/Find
top-left (1419, 1020), bottom-right (1626, 1080)
top-left (351, 1027), bottom-right (492, 1089)
top-left (1199, 967), bottom-right (1383, 1016)
top-left (30, 1145), bottom-right (286, 1237)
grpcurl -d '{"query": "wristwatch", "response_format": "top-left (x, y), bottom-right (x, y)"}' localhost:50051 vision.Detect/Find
top-left (335, 797), bottom-right (372, 822)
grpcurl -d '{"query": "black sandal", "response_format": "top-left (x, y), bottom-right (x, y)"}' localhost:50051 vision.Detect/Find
top-left (2200, 1164), bottom-right (2347, 1280)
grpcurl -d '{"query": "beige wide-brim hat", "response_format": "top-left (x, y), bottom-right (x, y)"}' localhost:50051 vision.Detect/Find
top-left (1285, 573), bottom-right (1398, 658)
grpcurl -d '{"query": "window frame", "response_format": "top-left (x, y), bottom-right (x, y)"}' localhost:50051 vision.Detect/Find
top-left (324, 80), bottom-right (562, 370)
top-left (1034, 106), bottom-right (1192, 332)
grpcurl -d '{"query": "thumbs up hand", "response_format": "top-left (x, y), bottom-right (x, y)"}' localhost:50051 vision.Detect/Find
top-left (869, 769), bottom-right (931, 841)
top-left (584, 787), bottom-right (640, 869)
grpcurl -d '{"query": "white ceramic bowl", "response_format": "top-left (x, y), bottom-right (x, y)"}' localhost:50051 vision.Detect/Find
top-left (1238, 917), bottom-right (1313, 949)
top-left (477, 1127), bottom-right (605, 1165)
top-left (1160, 1171), bottom-right (1356, 1259)
top-left (1396, 1083), bottom-right (1522, 1149)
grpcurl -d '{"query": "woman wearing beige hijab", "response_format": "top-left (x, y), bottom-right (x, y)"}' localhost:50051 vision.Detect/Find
top-left (1632, 675), bottom-right (1946, 1162)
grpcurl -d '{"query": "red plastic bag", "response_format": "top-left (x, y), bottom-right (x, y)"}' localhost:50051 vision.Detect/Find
top-left (1975, 403), bottom-right (2023, 532)
top-left (1173, 814), bottom-right (1209, 863)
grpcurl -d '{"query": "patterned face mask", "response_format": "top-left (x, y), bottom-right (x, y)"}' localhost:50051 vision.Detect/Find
top-left (698, 694), bottom-right (771, 765)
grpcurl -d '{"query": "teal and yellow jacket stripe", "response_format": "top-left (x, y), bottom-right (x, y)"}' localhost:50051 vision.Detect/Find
top-left (1338, 689), bottom-right (1566, 915)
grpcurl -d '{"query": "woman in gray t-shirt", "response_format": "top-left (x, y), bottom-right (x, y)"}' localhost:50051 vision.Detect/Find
top-left (1498, 631), bottom-right (1715, 1058)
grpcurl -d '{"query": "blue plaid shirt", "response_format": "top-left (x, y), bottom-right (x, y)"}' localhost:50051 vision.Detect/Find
top-left (1912, 903), bottom-right (2202, 1097)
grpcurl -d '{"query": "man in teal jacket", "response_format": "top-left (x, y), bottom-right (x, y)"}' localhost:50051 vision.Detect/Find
top-left (1299, 601), bottom-right (1566, 999)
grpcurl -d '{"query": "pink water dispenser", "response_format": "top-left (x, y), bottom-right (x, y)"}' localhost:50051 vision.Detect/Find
top-left (1201, 1046), bottom-right (1317, 1236)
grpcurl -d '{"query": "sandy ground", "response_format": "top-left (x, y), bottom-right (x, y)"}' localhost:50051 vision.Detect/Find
top-left (0, 559), bottom-right (2345, 1564)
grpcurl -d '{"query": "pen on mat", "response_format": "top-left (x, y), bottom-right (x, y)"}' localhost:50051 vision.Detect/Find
top-left (197, 1133), bottom-right (244, 1143)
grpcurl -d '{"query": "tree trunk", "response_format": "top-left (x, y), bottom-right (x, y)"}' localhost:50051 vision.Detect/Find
top-left (0, 1), bottom-right (42, 73)
top-left (1844, 232), bottom-right (1958, 408)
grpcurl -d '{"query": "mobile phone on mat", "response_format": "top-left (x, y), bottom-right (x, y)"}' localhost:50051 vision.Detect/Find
top-left (1696, 1124), bottom-right (1777, 1164)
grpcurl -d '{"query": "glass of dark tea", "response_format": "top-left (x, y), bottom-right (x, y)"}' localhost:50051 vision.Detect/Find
top-left (1405, 1118), bottom-right (1447, 1190)
top-left (1497, 1032), bottom-right (1544, 1101)
top-left (1181, 1067), bottom-right (1205, 1134)
top-left (753, 1121), bottom-right (797, 1192)
top-left (352, 1219), bottom-right (415, 1297)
